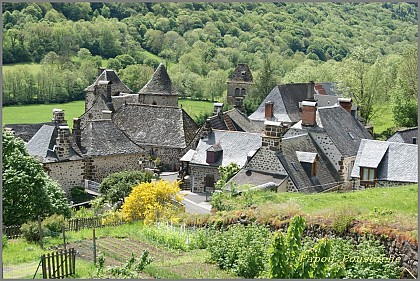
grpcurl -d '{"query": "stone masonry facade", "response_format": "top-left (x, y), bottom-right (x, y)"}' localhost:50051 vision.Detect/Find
top-left (190, 165), bottom-right (220, 193)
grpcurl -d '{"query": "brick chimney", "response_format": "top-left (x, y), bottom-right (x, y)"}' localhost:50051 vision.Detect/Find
top-left (52, 108), bottom-right (66, 125)
top-left (262, 121), bottom-right (286, 152)
top-left (55, 125), bottom-right (71, 160)
top-left (307, 81), bottom-right (315, 100)
top-left (338, 98), bottom-right (352, 113)
top-left (301, 101), bottom-right (317, 126)
top-left (72, 118), bottom-right (82, 147)
top-left (265, 101), bottom-right (274, 119)
top-left (213, 103), bottom-right (224, 115)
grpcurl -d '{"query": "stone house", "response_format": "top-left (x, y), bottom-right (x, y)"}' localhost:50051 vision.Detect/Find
top-left (387, 127), bottom-right (418, 144)
top-left (226, 64), bottom-right (254, 106)
top-left (248, 82), bottom-right (358, 129)
top-left (206, 103), bottom-right (261, 133)
top-left (179, 128), bottom-right (262, 193)
top-left (351, 139), bottom-right (418, 188)
top-left (17, 63), bottom-right (199, 196)
top-left (228, 121), bottom-right (341, 193)
top-left (284, 100), bottom-right (373, 188)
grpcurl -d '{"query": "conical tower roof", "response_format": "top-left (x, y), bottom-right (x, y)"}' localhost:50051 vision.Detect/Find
top-left (138, 63), bottom-right (178, 96)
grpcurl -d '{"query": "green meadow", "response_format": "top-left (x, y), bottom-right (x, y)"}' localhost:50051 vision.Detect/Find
top-left (2, 99), bottom-right (215, 126)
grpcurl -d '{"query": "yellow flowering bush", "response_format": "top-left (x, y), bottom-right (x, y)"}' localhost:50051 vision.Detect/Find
top-left (122, 180), bottom-right (184, 224)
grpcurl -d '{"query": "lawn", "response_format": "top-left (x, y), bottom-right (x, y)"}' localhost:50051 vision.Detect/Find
top-left (2, 101), bottom-right (86, 126)
top-left (223, 184), bottom-right (418, 216)
top-left (2, 99), bottom-right (215, 126)
top-left (370, 103), bottom-right (396, 135)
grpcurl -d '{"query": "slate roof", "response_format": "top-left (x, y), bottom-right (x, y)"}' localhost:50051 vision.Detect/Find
top-left (225, 109), bottom-right (261, 133)
top-left (207, 108), bottom-right (261, 133)
top-left (138, 63), bottom-right (178, 96)
top-left (387, 127), bottom-right (418, 144)
top-left (85, 69), bottom-right (133, 94)
top-left (228, 64), bottom-right (253, 82)
top-left (317, 106), bottom-right (373, 157)
top-left (248, 83), bottom-right (309, 123)
top-left (291, 105), bottom-right (373, 157)
top-left (279, 134), bottom-right (341, 193)
top-left (112, 104), bottom-right (198, 148)
top-left (26, 125), bottom-right (83, 163)
top-left (228, 169), bottom-right (287, 187)
top-left (81, 120), bottom-right (144, 157)
top-left (4, 122), bottom-right (55, 142)
top-left (314, 82), bottom-right (343, 96)
top-left (189, 130), bottom-right (262, 167)
top-left (351, 139), bottom-right (418, 183)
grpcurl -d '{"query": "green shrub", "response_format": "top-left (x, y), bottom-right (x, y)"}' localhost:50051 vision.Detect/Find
top-left (99, 170), bottom-right (152, 204)
top-left (329, 237), bottom-right (400, 279)
top-left (207, 224), bottom-right (271, 278)
top-left (70, 186), bottom-right (93, 204)
top-left (20, 221), bottom-right (47, 242)
top-left (268, 216), bottom-right (344, 279)
top-left (42, 214), bottom-right (65, 236)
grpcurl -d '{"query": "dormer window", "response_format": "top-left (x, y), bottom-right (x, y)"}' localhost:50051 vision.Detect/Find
top-left (360, 167), bottom-right (376, 186)
top-left (296, 151), bottom-right (318, 177)
top-left (206, 144), bottom-right (223, 164)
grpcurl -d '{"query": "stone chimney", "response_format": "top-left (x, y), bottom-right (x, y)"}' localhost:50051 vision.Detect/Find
top-left (301, 101), bottom-right (317, 126)
top-left (265, 101), bottom-right (274, 119)
top-left (56, 125), bottom-right (71, 160)
top-left (52, 108), bottom-right (66, 125)
top-left (72, 118), bottom-right (82, 147)
top-left (338, 98), bottom-right (352, 113)
top-left (98, 67), bottom-right (106, 76)
top-left (262, 121), bottom-right (285, 152)
top-left (102, 110), bottom-right (112, 120)
top-left (307, 81), bottom-right (315, 100)
top-left (213, 103), bottom-right (224, 115)
top-left (201, 119), bottom-right (213, 139)
top-left (234, 97), bottom-right (243, 111)
top-left (97, 80), bottom-right (112, 100)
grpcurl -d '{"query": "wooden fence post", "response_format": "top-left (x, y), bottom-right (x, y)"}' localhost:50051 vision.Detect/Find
top-left (38, 216), bottom-right (43, 249)
top-left (62, 225), bottom-right (67, 252)
top-left (93, 228), bottom-right (97, 265)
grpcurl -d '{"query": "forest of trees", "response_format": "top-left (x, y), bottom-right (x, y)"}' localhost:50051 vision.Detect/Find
top-left (2, 2), bottom-right (418, 127)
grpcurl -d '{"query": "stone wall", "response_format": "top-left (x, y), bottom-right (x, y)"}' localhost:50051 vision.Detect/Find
top-left (140, 145), bottom-right (183, 172)
top-left (191, 165), bottom-right (220, 193)
top-left (45, 160), bottom-right (84, 197)
top-left (339, 156), bottom-right (356, 186)
top-left (112, 94), bottom-right (139, 111)
top-left (86, 153), bottom-right (145, 183)
top-left (139, 94), bottom-right (178, 107)
top-left (353, 178), bottom-right (417, 189)
top-left (310, 131), bottom-right (342, 171)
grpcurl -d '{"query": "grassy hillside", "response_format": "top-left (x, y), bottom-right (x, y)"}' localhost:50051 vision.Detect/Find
top-left (2, 99), bottom-right (215, 126)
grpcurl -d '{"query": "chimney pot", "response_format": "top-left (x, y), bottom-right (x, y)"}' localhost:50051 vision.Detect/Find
top-left (265, 101), bottom-right (274, 119)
